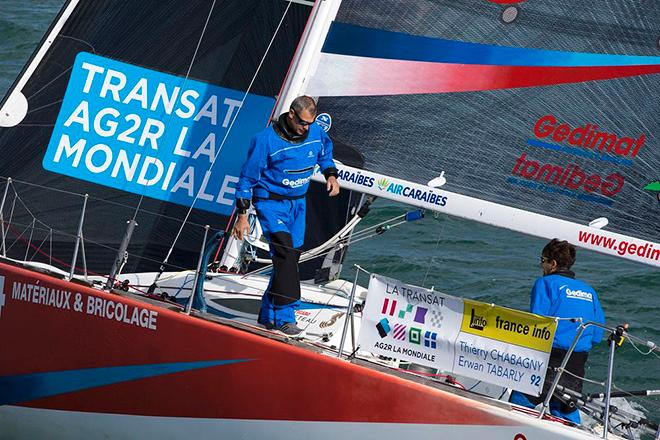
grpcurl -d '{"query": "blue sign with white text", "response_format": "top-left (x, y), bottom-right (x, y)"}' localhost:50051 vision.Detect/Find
top-left (43, 52), bottom-right (275, 215)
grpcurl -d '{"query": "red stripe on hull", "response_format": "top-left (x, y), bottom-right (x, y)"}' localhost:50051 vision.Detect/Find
top-left (0, 262), bottom-right (516, 425)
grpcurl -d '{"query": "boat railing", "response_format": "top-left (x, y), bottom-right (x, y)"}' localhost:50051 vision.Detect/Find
top-left (331, 263), bottom-right (660, 439)
top-left (541, 319), bottom-right (660, 439)
top-left (0, 176), bottom-right (213, 286)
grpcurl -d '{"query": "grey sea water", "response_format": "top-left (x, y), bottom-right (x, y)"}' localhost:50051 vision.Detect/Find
top-left (1, 0), bottom-right (658, 431)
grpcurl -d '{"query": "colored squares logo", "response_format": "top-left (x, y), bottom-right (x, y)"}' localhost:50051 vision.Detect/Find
top-left (392, 323), bottom-right (407, 340)
top-left (424, 331), bottom-right (437, 349)
top-left (381, 298), bottom-right (397, 316)
top-left (429, 309), bottom-right (443, 329)
top-left (398, 304), bottom-right (413, 319)
top-left (414, 306), bottom-right (428, 324)
top-left (409, 327), bottom-right (422, 345)
top-left (376, 318), bottom-right (391, 338)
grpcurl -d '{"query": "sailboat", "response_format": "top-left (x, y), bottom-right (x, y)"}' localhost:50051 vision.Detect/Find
top-left (0, 0), bottom-right (658, 439)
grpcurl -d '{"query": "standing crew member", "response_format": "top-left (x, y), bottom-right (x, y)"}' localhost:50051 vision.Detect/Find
top-left (232, 96), bottom-right (340, 336)
top-left (509, 238), bottom-right (606, 424)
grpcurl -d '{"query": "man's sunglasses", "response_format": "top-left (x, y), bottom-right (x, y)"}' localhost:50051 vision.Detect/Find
top-left (292, 109), bottom-right (315, 127)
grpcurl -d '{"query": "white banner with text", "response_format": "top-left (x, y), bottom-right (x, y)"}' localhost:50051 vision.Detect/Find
top-left (358, 274), bottom-right (557, 396)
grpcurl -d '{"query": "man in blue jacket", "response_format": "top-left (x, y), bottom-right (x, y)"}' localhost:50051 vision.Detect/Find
top-left (232, 96), bottom-right (340, 336)
top-left (509, 238), bottom-right (605, 424)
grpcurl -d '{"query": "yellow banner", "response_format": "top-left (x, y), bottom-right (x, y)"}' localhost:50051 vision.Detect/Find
top-left (460, 300), bottom-right (556, 352)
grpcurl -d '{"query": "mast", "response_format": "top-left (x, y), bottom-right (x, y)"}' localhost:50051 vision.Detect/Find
top-left (274, 0), bottom-right (343, 115)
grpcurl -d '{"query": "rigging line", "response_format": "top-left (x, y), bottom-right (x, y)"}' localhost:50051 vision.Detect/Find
top-left (245, 211), bottom-right (409, 261)
top-left (1, 220), bottom-right (50, 234)
top-left (135, 279), bottom-right (353, 303)
top-left (245, 219), bottom-right (410, 276)
top-left (160, 0), bottom-right (294, 267)
top-left (0, 196), bottom-right (196, 273)
top-left (609, 385), bottom-right (660, 412)
top-left (249, 225), bottom-right (409, 272)
top-left (2, 176), bottom-right (85, 198)
top-left (344, 213), bottom-right (408, 239)
top-left (579, 380), bottom-right (660, 416)
top-left (11, 187), bottom-right (50, 231)
top-left (213, 207), bottom-right (238, 262)
top-left (2, 210), bottom-right (187, 274)
top-left (557, 367), bottom-right (604, 388)
top-left (128, 0), bottom-right (218, 222)
top-left (5, 220), bottom-right (193, 274)
top-left (422, 214), bottom-right (448, 288)
top-left (5, 223), bottom-right (32, 254)
top-left (6, 222), bottom-right (105, 278)
top-left (25, 66), bottom-right (72, 101)
top-left (7, 195), bottom-right (17, 241)
top-left (28, 232), bottom-right (51, 262)
top-left (3, 177), bottom-right (209, 229)
top-left (26, 99), bottom-right (63, 115)
top-left (59, 35), bottom-right (96, 54)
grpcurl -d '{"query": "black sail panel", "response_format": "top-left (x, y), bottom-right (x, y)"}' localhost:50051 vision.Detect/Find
top-left (0, 0), bottom-right (313, 273)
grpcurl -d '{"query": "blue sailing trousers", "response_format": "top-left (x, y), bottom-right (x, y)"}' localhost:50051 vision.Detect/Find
top-left (255, 198), bottom-right (306, 327)
top-left (509, 391), bottom-right (581, 424)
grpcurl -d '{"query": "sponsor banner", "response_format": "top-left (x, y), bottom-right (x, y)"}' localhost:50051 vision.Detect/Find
top-left (311, 165), bottom-right (449, 210)
top-left (43, 52), bottom-right (275, 216)
top-left (508, 114), bottom-right (643, 207)
top-left (2, 276), bottom-right (159, 331)
top-left (359, 274), bottom-right (557, 396)
top-left (360, 274), bottom-right (464, 372)
top-left (461, 300), bottom-right (554, 353)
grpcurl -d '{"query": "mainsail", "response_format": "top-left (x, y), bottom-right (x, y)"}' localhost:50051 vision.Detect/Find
top-left (285, 0), bottom-right (660, 267)
top-left (0, 0), bottom-right (314, 273)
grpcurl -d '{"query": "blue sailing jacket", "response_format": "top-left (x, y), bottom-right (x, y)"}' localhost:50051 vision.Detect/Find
top-left (236, 122), bottom-right (336, 201)
top-left (530, 273), bottom-right (605, 352)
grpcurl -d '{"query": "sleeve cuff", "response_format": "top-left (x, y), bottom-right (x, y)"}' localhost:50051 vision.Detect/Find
top-left (236, 198), bottom-right (250, 215)
top-left (322, 167), bottom-right (339, 180)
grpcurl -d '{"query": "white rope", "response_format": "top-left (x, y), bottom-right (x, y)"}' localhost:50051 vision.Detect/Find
top-left (627, 336), bottom-right (660, 358)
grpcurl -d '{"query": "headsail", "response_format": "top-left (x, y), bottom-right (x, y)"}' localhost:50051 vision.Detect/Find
top-left (0, 0), bottom-right (313, 273)
top-left (287, 0), bottom-right (660, 266)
